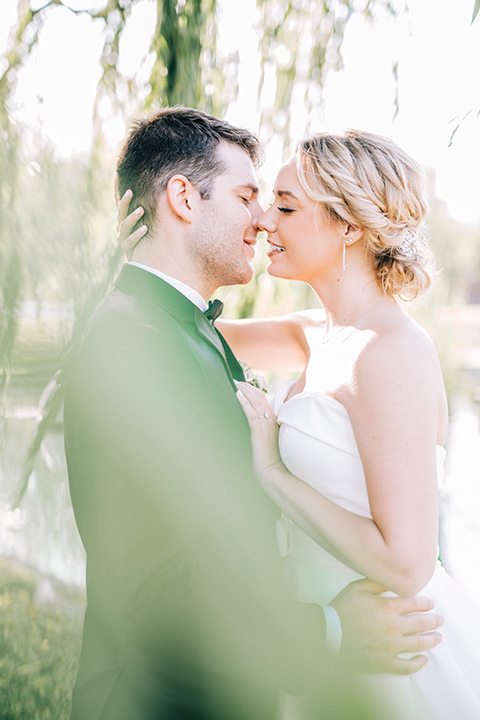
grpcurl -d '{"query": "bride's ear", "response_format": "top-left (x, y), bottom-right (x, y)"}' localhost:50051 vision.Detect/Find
top-left (342, 223), bottom-right (364, 246)
top-left (166, 175), bottom-right (200, 224)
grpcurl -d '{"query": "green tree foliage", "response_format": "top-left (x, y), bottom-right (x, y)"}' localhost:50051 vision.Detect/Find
top-left (148, 0), bottom-right (222, 112)
top-left (0, 0), bottom-right (223, 377)
top-left (3, 0), bottom-right (475, 495)
top-left (256, 0), bottom-right (401, 151)
top-left (1, 0), bottom-right (224, 499)
top-left (0, 75), bottom-right (23, 395)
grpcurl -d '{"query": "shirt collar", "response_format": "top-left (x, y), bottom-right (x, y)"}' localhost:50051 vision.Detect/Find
top-left (129, 262), bottom-right (208, 312)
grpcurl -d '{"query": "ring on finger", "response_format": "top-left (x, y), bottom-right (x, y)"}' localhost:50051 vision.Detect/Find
top-left (260, 411), bottom-right (270, 419)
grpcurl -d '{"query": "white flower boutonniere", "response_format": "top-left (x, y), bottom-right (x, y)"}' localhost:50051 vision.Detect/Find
top-left (239, 361), bottom-right (269, 394)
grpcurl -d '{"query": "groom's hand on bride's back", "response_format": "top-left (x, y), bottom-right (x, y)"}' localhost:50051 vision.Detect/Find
top-left (330, 578), bottom-right (443, 675)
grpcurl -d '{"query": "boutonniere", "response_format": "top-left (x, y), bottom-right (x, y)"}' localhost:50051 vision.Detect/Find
top-left (240, 361), bottom-right (269, 394)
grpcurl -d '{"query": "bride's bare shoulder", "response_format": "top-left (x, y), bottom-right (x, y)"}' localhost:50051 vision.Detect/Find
top-left (356, 308), bottom-right (444, 394)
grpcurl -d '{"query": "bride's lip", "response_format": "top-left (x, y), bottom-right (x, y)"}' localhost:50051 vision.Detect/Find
top-left (267, 240), bottom-right (286, 255)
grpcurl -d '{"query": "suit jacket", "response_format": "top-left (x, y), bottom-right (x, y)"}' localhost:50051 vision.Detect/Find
top-left (64, 264), bottom-right (326, 720)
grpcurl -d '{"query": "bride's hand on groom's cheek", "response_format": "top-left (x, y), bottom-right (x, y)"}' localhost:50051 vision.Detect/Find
top-left (116, 189), bottom-right (148, 260)
top-left (235, 382), bottom-right (283, 477)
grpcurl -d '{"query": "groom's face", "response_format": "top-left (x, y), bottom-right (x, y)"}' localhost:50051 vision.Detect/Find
top-left (190, 142), bottom-right (263, 288)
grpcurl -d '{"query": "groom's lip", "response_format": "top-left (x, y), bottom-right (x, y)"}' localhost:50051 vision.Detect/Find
top-left (244, 236), bottom-right (257, 251)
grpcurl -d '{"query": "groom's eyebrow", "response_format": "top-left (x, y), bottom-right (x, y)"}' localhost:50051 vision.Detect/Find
top-left (236, 183), bottom-right (259, 195)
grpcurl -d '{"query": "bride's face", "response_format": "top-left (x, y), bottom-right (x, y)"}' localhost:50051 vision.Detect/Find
top-left (257, 160), bottom-right (344, 283)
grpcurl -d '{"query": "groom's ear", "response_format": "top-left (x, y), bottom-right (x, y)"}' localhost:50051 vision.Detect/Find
top-left (166, 175), bottom-right (200, 224)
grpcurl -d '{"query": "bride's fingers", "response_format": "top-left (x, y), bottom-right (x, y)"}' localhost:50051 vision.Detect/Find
top-left (118, 206), bottom-right (145, 237)
top-left (120, 221), bottom-right (148, 255)
top-left (235, 381), bottom-right (273, 416)
top-left (235, 388), bottom-right (258, 423)
top-left (236, 385), bottom-right (276, 425)
top-left (116, 189), bottom-right (133, 228)
top-left (117, 208), bottom-right (148, 260)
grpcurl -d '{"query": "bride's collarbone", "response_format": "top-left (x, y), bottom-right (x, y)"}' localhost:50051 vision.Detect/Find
top-left (308, 339), bottom-right (360, 374)
top-left (298, 341), bottom-right (361, 403)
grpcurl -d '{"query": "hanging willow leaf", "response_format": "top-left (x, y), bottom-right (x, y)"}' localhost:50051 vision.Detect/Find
top-left (2, 0), bottom-right (223, 500)
top-left (473, 0), bottom-right (480, 23)
top-left (256, 0), bottom-right (401, 154)
top-left (448, 110), bottom-right (472, 146)
top-left (1, 0), bottom-right (408, 501)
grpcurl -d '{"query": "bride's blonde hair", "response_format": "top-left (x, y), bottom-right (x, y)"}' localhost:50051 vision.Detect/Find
top-left (295, 130), bottom-right (434, 300)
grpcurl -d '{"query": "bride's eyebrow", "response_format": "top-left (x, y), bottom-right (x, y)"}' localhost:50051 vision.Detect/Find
top-left (276, 189), bottom-right (299, 200)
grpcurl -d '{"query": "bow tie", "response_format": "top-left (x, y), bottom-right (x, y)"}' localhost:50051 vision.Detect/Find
top-left (204, 299), bottom-right (224, 323)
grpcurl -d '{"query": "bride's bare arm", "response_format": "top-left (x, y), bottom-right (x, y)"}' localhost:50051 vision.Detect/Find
top-left (216, 311), bottom-right (323, 373)
top-left (237, 328), bottom-right (448, 598)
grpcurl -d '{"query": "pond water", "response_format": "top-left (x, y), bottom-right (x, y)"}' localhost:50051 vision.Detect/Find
top-left (0, 379), bottom-right (85, 589)
top-left (1, 379), bottom-right (480, 607)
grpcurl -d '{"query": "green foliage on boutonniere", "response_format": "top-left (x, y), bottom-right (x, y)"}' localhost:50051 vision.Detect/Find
top-left (239, 361), bottom-right (269, 394)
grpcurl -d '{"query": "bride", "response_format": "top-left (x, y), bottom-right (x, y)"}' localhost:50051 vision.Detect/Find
top-left (118, 129), bottom-right (480, 718)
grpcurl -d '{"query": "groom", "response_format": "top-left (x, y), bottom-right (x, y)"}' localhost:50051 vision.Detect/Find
top-left (64, 107), bottom-right (442, 720)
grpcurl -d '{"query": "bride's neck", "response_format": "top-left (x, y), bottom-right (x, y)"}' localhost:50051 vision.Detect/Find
top-left (311, 270), bottom-right (384, 331)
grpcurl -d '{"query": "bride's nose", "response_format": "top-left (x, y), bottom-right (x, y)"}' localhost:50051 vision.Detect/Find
top-left (255, 208), bottom-right (277, 234)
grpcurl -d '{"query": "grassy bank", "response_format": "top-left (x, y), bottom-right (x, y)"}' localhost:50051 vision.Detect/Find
top-left (0, 559), bottom-right (84, 720)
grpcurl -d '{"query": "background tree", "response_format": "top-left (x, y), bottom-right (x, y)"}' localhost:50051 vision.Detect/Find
top-left (0, 0), bottom-right (408, 499)
top-left (1, 4), bottom-right (479, 715)
top-left (1, 0), bottom-right (478, 498)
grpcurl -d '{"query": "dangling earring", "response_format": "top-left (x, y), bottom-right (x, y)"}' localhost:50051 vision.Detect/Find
top-left (343, 239), bottom-right (352, 271)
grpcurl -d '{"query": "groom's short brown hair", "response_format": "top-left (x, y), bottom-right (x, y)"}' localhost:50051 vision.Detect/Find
top-left (116, 106), bottom-right (263, 233)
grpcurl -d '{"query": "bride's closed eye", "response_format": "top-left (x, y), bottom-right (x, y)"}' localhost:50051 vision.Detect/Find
top-left (278, 207), bottom-right (295, 213)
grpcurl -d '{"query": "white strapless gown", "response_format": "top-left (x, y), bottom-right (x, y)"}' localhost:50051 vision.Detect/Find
top-left (271, 381), bottom-right (480, 720)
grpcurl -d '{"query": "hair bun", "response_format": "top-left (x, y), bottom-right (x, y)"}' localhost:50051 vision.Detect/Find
top-left (296, 130), bottom-right (434, 300)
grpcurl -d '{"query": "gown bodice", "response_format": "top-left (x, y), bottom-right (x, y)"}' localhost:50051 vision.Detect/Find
top-left (271, 380), bottom-right (446, 588)
top-left (272, 378), bottom-right (446, 516)
top-left (271, 380), bottom-right (480, 720)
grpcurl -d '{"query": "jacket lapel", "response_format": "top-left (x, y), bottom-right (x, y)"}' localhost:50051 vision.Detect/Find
top-left (193, 312), bottom-right (246, 383)
top-left (114, 264), bottom-right (244, 385)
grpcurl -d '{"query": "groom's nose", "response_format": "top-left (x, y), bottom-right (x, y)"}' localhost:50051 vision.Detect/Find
top-left (249, 199), bottom-right (265, 232)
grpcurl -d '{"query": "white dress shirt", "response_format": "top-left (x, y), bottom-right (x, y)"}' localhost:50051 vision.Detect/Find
top-left (129, 262), bottom-right (208, 313)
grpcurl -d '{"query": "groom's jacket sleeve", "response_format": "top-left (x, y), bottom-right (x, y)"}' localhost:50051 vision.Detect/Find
top-left (64, 288), bottom-right (327, 701)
